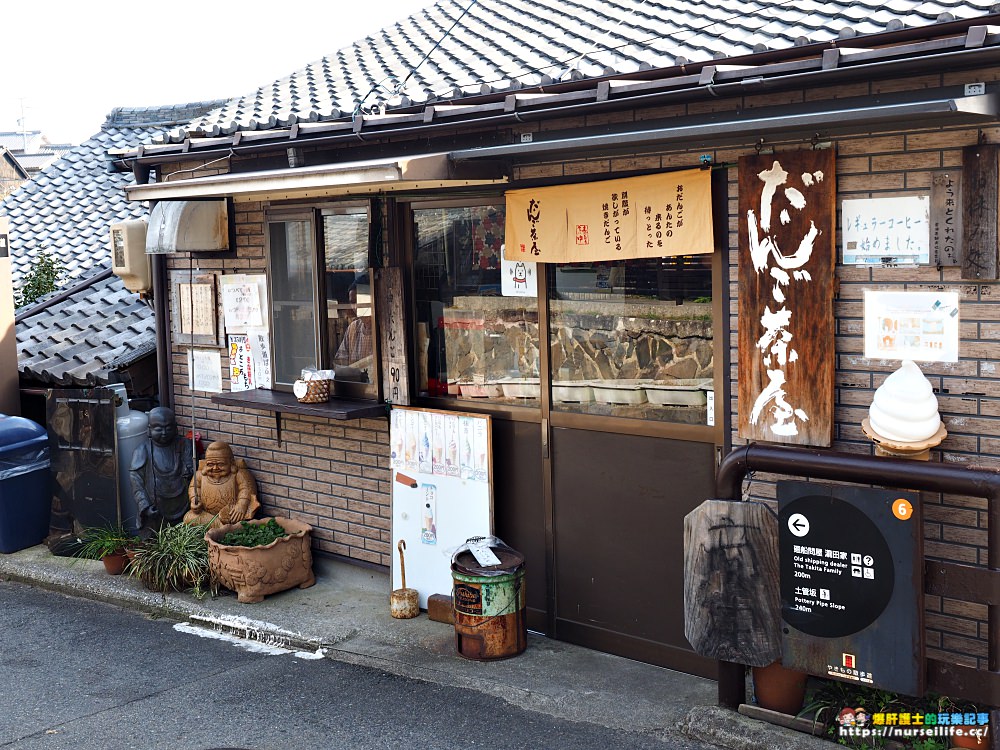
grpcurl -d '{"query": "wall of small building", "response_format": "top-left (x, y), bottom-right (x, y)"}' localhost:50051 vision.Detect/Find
top-left (508, 69), bottom-right (998, 673)
top-left (164, 198), bottom-right (392, 568)
top-left (160, 63), bottom-right (997, 670)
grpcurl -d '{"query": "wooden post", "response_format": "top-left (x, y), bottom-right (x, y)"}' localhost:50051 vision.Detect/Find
top-left (375, 267), bottom-right (409, 406)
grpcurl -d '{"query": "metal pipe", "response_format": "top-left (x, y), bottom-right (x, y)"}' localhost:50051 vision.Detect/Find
top-left (151, 253), bottom-right (173, 411)
top-left (713, 443), bottom-right (1000, 710)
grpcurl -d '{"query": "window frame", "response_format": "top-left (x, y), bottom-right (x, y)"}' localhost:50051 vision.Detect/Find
top-left (264, 201), bottom-right (379, 399)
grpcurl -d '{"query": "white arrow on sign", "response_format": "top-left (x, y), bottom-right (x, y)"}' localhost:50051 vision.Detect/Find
top-left (788, 513), bottom-right (810, 537)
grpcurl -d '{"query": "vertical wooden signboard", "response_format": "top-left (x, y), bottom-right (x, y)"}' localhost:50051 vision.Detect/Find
top-left (961, 144), bottom-right (999, 280)
top-left (375, 266), bottom-right (410, 405)
top-left (738, 149), bottom-right (836, 447)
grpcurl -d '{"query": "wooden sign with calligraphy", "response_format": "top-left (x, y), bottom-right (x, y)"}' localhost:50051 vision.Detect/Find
top-left (931, 171), bottom-right (963, 268)
top-left (738, 149), bottom-right (836, 447)
top-left (375, 267), bottom-right (410, 406)
top-left (961, 144), bottom-right (999, 280)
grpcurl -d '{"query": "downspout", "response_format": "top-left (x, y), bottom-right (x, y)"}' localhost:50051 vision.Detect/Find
top-left (152, 251), bottom-right (172, 411)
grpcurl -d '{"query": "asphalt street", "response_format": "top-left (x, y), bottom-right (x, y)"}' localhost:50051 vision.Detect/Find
top-left (0, 582), bottom-right (717, 750)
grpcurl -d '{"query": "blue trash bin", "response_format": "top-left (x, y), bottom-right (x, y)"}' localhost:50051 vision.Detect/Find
top-left (0, 415), bottom-right (51, 553)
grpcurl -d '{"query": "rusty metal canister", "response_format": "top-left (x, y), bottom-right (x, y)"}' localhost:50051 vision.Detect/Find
top-left (451, 546), bottom-right (526, 660)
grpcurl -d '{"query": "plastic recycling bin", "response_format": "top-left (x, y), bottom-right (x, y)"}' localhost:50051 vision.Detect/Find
top-left (0, 415), bottom-right (51, 553)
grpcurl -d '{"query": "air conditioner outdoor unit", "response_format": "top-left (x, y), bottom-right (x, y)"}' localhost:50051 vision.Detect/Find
top-left (109, 219), bottom-right (151, 293)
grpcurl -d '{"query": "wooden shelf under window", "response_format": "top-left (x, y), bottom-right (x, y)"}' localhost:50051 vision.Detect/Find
top-left (210, 388), bottom-right (386, 421)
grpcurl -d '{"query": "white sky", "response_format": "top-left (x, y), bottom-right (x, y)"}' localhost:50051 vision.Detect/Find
top-left (1, 0), bottom-right (434, 145)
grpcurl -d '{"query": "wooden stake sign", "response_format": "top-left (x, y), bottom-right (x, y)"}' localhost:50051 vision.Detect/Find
top-left (961, 144), bottom-right (999, 280)
top-left (738, 149), bottom-right (836, 447)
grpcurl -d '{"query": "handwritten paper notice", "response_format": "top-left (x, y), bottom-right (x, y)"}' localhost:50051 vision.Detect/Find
top-left (187, 348), bottom-right (222, 393)
top-left (178, 282), bottom-right (216, 336)
top-left (842, 196), bottom-right (930, 266)
top-left (221, 274), bottom-right (266, 332)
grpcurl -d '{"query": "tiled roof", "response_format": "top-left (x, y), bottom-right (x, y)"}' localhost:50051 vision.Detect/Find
top-left (15, 270), bottom-right (156, 386)
top-left (2, 100), bottom-right (226, 287)
top-left (0, 131), bottom-right (45, 152)
top-left (182, 0), bottom-right (999, 137)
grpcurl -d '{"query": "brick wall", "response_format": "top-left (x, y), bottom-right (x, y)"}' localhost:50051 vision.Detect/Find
top-left (165, 199), bottom-right (393, 568)
top-left (161, 64), bottom-right (994, 667)
top-left (512, 71), bottom-right (996, 672)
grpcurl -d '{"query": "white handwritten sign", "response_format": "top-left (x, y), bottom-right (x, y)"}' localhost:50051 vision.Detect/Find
top-left (187, 348), bottom-right (222, 393)
top-left (221, 274), bottom-right (265, 332)
top-left (863, 290), bottom-right (959, 363)
top-left (842, 196), bottom-right (930, 266)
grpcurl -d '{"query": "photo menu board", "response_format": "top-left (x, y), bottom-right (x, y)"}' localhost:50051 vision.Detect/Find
top-left (389, 406), bottom-right (493, 608)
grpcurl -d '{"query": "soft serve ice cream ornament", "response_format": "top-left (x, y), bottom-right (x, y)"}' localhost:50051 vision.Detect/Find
top-left (861, 360), bottom-right (947, 460)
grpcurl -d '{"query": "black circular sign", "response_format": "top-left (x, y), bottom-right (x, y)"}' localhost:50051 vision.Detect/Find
top-left (780, 495), bottom-right (894, 638)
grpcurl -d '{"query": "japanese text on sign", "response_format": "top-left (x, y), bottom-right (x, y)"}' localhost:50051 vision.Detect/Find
top-left (842, 196), bottom-right (930, 266)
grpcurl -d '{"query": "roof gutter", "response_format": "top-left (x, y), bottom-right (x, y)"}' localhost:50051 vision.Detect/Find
top-left (112, 36), bottom-right (1000, 172)
top-left (449, 92), bottom-right (1000, 161)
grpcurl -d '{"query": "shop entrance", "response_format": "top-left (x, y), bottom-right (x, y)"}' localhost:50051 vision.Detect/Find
top-left (404, 192), bottom-right (726, 677)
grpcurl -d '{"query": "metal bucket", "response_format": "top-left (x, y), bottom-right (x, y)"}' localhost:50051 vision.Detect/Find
top-left (451, 546), bottom-right (527, 660)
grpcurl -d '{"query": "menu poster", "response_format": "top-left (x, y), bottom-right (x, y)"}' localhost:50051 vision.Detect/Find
top-left (863, 290), bottom-right (959, 363)
top-left (404, 410), bottom-right (419, 471)
top-left (445, 415), bottom-right (460, 477)
top-left (473, 418), bottom-right (489, 482)
top-left (418, 411), bottom-right (433, 474)
top-left (459, 417), bottom-right (475, 480)
top-left (431, 412), bottom-right (446, 475)
top-left (187, 348), bottom-right (222, 393)
top-left (390, 410), bottom-right (405, 469)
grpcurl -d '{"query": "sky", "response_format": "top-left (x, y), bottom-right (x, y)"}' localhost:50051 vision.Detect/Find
top-left (1, 0), bottom-right (435, 146)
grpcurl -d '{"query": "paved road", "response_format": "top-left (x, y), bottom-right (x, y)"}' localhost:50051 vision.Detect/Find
top-left (0, 582), bottom-right (714, 750)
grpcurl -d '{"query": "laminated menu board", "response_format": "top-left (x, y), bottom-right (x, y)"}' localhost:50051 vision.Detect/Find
top-left (390, 406), bottom-right (493, 608)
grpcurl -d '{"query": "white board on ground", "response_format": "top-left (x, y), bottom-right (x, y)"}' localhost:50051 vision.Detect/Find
top-left (389, 405), bottom-right (493, 609)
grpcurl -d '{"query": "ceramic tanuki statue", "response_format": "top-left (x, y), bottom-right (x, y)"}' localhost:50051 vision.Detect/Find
top-left (184, 441), bottom-right (261, 529)
top-left (130, 407), bottom-right (194, 536)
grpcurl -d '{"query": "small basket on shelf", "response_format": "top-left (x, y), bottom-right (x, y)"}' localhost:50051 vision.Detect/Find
top-left (293, 372), bottom-right (331, 403)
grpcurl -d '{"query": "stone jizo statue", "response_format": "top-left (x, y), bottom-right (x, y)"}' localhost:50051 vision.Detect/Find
top-left (184, 441), bottom-right (260, 529)
top-left (130, 407), bottom-right (194, 535)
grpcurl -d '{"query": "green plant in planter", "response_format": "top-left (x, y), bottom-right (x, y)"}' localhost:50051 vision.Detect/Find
top-left (220, 518), bottom-right (288, 547)
top-left (127, 521), bottom-right (216, 598)
top-left (75, 523), bottom-right (137, 561)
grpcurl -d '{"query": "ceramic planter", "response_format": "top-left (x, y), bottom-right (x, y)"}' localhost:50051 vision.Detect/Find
top-left (751, 660), bottom-right (808, 715)
top-left (102, 551), bottom-right (129, 575)
top-left (206, 517), bottom-right (316, 603)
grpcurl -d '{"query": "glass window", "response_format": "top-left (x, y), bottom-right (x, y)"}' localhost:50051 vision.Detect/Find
top-left (413, 204), bottom-right (540, 405)
top-left (266, 204), bottom-right (377, 395)
top-left (322, 209), bottom-right (372, 385)
top-left (268, 218), bottom-right (318, 386)
top-left (549, 255), bottom-right (714, 424)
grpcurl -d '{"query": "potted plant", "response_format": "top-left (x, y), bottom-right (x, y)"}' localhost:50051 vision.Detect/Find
top-left (206, 517), bottom-right (315, 603)
top-left (75, 523), bottom-right (138, 575)
top-left (751, 659), bottom-right (809, 715)
top-left (127, 520), bottom-right (215, 598)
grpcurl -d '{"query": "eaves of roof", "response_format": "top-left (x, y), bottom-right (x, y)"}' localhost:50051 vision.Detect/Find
top-left (110, 17), bottom-right (1000, 170)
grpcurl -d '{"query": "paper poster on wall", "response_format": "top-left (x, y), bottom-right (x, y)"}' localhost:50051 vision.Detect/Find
top-left (501, 256), bottom-right (537, 297)
top-left (404, 410), bottom-right (419, 471)
top-left (221, 274), bottom-right (267, 332)
top-left (390, 410), bottom-right (404, 469)
top-left (445, 414), bottom-right (460, 477)
top-left (863, 290), bottom-right (959, 362)
top-left (187, 348), bottom-right (222, 393)
top-left (842, 197), bottom-right (930, 266)
top-left (418, 411), bottom-right (433, 474)
top-left (245, 327), bottom-right (272, 389)
top-left (390, 406), bottom-right (493, 608)
top-left (228, 335), bottom-right (254, 391)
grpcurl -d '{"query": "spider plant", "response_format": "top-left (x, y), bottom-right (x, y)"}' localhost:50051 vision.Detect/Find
top-left (75, 523), bottom-right (137, 561)
top-left (127, 521), bottom-right (216, 598)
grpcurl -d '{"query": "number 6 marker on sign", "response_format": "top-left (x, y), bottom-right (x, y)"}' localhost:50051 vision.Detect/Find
top-left (892, 498), bottom-right (913, 521)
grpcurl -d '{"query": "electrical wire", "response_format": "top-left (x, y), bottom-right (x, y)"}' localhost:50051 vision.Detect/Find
top-left (363, 0), bottom-right (825, 108)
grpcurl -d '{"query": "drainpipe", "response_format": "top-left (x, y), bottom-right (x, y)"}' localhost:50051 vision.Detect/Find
top-left (151, 253), bottom-right (172, 411)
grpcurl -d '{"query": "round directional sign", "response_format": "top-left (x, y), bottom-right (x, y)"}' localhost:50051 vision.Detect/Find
top-left (779, 495), bottom-right (894, 638)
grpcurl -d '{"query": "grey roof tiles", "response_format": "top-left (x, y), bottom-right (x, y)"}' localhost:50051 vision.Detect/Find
top-left (174, 0), bottom-right (998, 139)
top-left (7, 101), bottom-right (225, 385)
